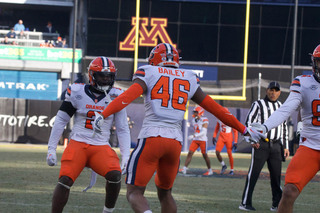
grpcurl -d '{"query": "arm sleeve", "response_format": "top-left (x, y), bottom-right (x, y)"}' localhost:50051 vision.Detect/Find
top-left (264, 92), bottom-right (302, 132)
top-left (101, 83), bottom-right (144, 118)
top-left (199, 95), bottom-right (246, 134)
top-left (194, 126), bottom-right (207, 138)
top-left (114, 108), bottom-right (131, 161)
top-left (48, 110), bottom-right (71, 151)
top-left (213, 122), bottom-right (219, 138)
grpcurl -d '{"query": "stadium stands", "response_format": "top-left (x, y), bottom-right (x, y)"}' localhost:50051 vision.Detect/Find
top-left (0, 29), bottom-right (59, 47)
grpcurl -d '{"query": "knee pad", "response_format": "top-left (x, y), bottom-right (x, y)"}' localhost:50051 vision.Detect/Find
top-left (105, 170), bottom-right (121, 184)
top-left (58, 176), bottom-right (73, 190)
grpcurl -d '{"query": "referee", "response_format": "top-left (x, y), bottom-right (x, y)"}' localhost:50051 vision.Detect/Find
top-left (239, 81), bottom-right (290, 212)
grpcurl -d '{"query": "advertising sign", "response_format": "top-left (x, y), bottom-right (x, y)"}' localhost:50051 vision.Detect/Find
top-left (0, 70), bottom-right (58, 100)
top-left (0, 45), bottom-right (82, 63)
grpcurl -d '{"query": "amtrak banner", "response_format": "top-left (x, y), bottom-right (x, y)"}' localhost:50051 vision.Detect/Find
top-left (0, 70), bottom-right (59, 100)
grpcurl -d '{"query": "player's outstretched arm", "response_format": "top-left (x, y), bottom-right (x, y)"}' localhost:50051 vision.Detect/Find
top-left (93, 80), bottom-right (146, 133)
top-left (191, 87), bottom-right (263, 143)
top-left (191, 87), bottom-right (246, 134)
top-left (101, 80), bottom-right (145, 119)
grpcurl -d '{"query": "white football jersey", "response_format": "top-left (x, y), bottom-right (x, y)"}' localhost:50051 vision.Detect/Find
top-left (291, 75), bottom-right (320, 150)
top-left (264, 74), bottom-right (320, 150)
top-left (191, 116), bottom-right (209, 141)
top-left (65, 83), bottom-right (130, 146)
top-left (133, 65), bottom-right (200, 142)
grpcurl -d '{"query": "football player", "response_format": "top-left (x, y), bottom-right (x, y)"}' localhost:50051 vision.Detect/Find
top-left (249, 44), bottom-right (320, 213)
top-left (180, 106), bottom-right (213, 176)
top-left (46, 56), bottom-right (131, 213)
top-left (92, 43), bottom-right (261, 213)
top-left (213, 107), bottom-right (238, 175)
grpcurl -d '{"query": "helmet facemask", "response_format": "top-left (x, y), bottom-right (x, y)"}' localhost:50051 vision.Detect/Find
top-left (312, 56), bottom-right (320, 81)
top-left (192, 111), bottom-right (200, 122)
top-left (311, 45), bottom-right (320, 82)
top-left (88, 57), bottom-right (117, 95)
top-left (91, 71), bottom-right (115, 94)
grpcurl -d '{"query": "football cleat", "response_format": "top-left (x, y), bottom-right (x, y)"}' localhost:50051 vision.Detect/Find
top-left (203, 169), bottom-right (213, 176)
top-left (221, 165), bottom-right (227, 174)
top-left (179, 167), bottom-right (187, 175)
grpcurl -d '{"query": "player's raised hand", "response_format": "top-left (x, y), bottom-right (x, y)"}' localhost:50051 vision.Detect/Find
top-left (244, 125), bottom-right (266, 144)
top-left (46, 149), bottom-right (57, 166)
top-left (92, 111), bottom-right (103, 136)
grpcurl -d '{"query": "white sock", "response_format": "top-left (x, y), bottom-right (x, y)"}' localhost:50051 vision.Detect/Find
top-left (103, 206), bottom-right (114, 213)
top-left (221, 161), bottom-right (225, 166)
top-left (183, 166), bottom-right (187, 170)
top-left (144, 210), bottom-right (152, 213)
top-left (231, 169), bottom-right (234, 171)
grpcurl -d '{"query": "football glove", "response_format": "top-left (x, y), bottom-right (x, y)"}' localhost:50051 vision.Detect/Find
top-left (46, 149), bottom-right (57, 166)
top-left (120, 157), bottom-right (129, 175)
top-left (232, 143), bottom-right (237, 151)
top-left (188, 135), bottom-right (194, 141)
top-left (296, 121), bottom-right (302, 138)
top-left (245, 125), bottom-right (266, 144)
top-left (83, 169), bottom-right (98, 192)
top-left (250, 123), bottom-right (267, 135)
top-left (92, 111), bottom-right (104, 136)
top-left (212, 137), bottom-right (217, 145)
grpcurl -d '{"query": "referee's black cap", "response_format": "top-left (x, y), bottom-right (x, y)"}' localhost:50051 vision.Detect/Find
top-left (268, 81), bottom-right (280, 91)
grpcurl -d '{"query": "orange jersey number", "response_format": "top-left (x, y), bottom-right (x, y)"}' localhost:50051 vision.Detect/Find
top-left (312, 100), bottom-right (320, 126)
top-left (151, 76), bottom-right (190, 111)
top-left (85, 110), bottom-right (96, 129)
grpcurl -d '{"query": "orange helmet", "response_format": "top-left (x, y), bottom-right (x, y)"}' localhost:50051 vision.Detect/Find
top-left (148, 43), bottom-right (179, 68)
top-left (192, 106), bottom-right (204, 117)
top-left (88, 56), bottom-right (117, 93)
top-left (311, 44), bottom-right (320, 81)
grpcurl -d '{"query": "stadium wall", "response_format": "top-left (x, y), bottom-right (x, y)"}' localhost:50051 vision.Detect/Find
top-left (0, 98), bottom-right (299, 154)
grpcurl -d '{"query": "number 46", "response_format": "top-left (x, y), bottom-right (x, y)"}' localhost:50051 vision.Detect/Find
top-left (151, 76), bottom-right (190, 111)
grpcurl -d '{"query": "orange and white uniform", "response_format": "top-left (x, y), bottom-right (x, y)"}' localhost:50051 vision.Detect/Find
top-left (189, 116), bottom-right (209, 154)
top-left (264, 74), bottom-right (320, 192)
top-left (213, 120), bottom-right (238, 169)
top-left (126, 65), bottom-right (199, 189)
top-left (48, 83), bottom-right (130, 181)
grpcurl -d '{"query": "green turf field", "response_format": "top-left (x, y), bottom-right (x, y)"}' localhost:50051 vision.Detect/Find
top-left (0, 144), bottom-right (319, 213)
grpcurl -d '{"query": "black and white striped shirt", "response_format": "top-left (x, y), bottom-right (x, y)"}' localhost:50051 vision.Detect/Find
top-left (245, 96), bottom-right (289, 149)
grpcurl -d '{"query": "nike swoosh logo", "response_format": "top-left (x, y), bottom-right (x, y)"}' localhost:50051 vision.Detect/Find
top-left (122, 101), bottom-right (128, 105)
